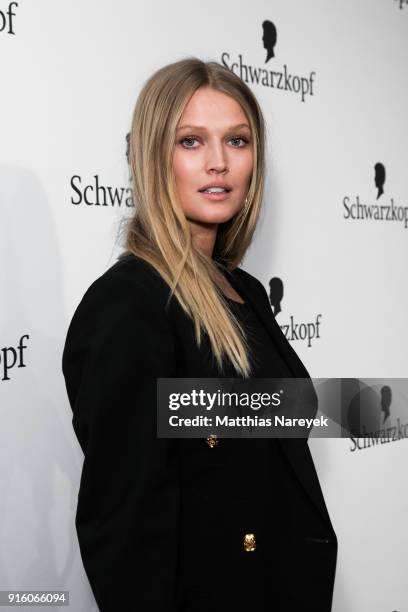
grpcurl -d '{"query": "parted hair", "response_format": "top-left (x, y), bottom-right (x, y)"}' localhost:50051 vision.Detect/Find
top-left (121, 57), bottom-right (266, 377)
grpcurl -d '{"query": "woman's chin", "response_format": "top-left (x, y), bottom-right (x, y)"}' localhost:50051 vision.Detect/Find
top-left (186, 207), bottom-right (239, 226)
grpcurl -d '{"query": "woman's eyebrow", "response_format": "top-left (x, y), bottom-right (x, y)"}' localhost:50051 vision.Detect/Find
top-left (177, 123), bottom-right (250, 131)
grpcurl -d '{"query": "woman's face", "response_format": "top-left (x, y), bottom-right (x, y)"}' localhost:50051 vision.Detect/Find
top-left (173, 86), bottom-right (253, 227)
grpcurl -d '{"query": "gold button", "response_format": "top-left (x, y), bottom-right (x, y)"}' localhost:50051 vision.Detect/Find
top-left (243, 533), bottom-right (256, 552)
top-left (206, 434), bottom-right (218, 448)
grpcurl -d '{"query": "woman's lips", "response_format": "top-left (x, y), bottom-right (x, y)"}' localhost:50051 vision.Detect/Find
top-left (198, 190), bottom-right (232, 201)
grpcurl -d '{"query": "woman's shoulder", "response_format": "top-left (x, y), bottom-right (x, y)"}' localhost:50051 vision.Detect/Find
top-left (62, 254), bottom-right (177, 397)
top-left (65, 253), bottom-right (172, 341)
top-left (79, 253), bottom-right (171, 310)
top-left (230, 264), bottom-right (267, 298)
top-left (95, 252), bottom-right (168, 291)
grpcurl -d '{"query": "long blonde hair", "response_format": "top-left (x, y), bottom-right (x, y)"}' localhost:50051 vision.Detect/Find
top-left (122, 57), bottom-right (266, 377)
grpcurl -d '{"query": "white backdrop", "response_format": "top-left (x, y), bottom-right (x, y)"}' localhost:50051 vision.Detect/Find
top-left (1, 0), bottom-right (407, 610)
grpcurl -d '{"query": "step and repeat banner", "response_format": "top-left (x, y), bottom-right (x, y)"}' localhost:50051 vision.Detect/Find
top-left (1, 1), bottom-right (407, 610)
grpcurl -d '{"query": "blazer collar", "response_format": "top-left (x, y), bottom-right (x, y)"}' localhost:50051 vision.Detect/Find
top-left (226, 267), bottom-right (334, 529)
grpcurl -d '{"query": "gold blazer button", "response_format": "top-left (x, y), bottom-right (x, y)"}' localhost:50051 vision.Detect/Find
top-left (206, 434), bottom-right (218, 448)
top-left (243, 533), bottom-right (256, 552)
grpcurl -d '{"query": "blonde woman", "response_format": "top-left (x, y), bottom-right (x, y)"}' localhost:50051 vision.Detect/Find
top-left (62, 58), bottom-right (337, 612)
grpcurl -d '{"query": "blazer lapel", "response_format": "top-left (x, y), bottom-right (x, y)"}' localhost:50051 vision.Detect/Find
top-left (227, 268), bottom-right (333, 529)
top-left (229, 269), bottom-right (310, 379)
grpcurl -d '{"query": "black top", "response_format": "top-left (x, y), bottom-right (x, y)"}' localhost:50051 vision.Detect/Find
top-left (227, 297), bottom-right (293, 378)
top-left (226, 297), bottom-right (292, 605)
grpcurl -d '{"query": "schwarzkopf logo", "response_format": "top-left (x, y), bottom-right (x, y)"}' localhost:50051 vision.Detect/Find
top-left (221, 19), bottom-right (316, 103)
top-left (0, 1), bottom-right (18, 35)
top-left (70, 174), bottom-right (134, 207)
top-left (0, 334), bottom-right (29, 381)
top-left (268, 277), bottom-right (322, 347)
top-left (343, 163), bottom-right (408, 229)
top-left (71, 134), bottom-right (135, 208)
top-left (395, 0), bottom-right (408, 8)
top-left (346, 381), bottom-right (408, 452)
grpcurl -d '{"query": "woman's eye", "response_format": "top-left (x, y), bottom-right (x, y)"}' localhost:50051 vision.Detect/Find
top-left (180, 137), bottom-right (199, 148)
top-left (179, 135), bottom-right (249, 149)
top-left (229, 136), bottom-right (249, 147)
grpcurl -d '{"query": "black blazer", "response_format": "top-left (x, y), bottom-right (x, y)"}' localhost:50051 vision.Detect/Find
top-left (62, 253), bottom-right (337, 612)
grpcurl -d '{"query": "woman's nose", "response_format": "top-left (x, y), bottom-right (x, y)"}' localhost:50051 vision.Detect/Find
top-left (205, 142), bottom-right (228, 173)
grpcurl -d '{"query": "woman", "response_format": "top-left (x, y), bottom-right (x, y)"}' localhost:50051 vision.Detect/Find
top-left (62, 57), bottom-right (337, 611)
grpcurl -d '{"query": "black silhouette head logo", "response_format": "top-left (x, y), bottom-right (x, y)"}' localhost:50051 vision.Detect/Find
top-left (126, 132), bottom-right (133, 182)
top-left (345, 380), bottom-right (393, 436)
top-left (268, 277), bottom-right (283, 316)
top-left (262, 20), bottom-right (277, 63)
top-left (126, 132), bottom-right (131, 165)
top-left (374, 162), bottom-right (385, 200)
top-left (380, 385), bottom-right (391, 423)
